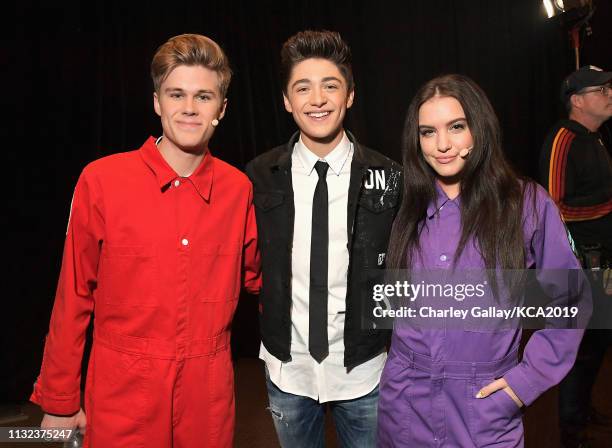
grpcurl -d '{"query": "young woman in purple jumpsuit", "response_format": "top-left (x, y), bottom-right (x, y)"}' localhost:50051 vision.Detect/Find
top-left (377, 75), bottom-right (588, 447)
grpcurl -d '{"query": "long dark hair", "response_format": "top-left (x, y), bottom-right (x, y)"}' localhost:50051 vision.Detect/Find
top-left (387, 74), bottom-right (533, 271)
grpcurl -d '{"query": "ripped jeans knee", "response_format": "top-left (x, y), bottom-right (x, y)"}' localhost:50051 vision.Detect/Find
top-left (265, 376), bottom-right (326, 447)
top-left (267, 405), bottom-right (288, 427)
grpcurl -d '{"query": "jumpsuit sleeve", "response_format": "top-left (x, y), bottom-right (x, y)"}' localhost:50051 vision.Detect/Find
top-left (541, 127), bottom-right (612, 221)
top-left (30, 166), bottom-right (104, 415)
top-left (503, 186), bottom-right (591, 406)
top-left (242, 182), bottom-right (261, 295)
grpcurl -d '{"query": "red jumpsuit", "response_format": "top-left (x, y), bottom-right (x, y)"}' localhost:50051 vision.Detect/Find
top-left (30, 137), bottom-right (261, 447)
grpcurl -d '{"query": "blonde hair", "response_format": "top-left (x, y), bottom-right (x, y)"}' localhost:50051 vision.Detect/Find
top-left (151, 34), bottom-right (232, 98)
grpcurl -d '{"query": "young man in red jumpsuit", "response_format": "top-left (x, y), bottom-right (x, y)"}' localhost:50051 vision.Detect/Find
top-left (30, 34), bottom-right (261, 447)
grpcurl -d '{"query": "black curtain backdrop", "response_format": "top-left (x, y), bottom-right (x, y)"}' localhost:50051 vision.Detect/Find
top-left (5, 0), bottom-right (611, 403)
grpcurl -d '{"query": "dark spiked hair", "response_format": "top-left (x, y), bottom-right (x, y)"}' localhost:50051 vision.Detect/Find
top-left (280, 30), bottom-right (354, 93)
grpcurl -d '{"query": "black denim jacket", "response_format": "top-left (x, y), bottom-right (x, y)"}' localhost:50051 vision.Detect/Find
top-left (246, 131), bottom-right (402, 369)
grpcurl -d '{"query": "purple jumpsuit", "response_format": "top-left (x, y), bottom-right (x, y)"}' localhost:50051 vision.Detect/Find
top-left (377, 183), bottom-right (588, 447)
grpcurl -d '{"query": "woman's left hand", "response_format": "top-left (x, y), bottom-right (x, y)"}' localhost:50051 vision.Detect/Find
top-left (476, 378), bottom-right (524, 408)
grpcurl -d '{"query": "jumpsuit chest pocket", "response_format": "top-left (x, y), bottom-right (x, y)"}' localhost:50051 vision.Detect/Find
top-left (99, 244), bottom-right (159, 306)
top-left (195, 242), bottom-right (242, 302)
top-left (192, 243), bottom-right (241, 339)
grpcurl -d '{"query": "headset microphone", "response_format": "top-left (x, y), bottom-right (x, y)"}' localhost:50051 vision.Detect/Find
top-left (459, 146), bottom-right (473, 158)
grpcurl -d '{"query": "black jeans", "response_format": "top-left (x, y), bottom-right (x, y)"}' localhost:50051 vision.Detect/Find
top-left (558, 268), bottom-right (612, 438)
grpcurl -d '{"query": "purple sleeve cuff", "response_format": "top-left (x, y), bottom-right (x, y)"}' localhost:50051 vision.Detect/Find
top-left (503, 364), bottom-right (540, 407)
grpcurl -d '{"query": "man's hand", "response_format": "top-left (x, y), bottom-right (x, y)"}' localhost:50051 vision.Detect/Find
top-left (41, 407), bottom-right (87, 434)
top-left (476, 378), bottom-right (524, 408)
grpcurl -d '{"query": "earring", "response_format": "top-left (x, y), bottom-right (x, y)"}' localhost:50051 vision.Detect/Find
top-left (211, 119), bottom-right (219, 127)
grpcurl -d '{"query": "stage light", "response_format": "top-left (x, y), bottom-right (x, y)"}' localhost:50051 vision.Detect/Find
top-left (544, 0), bottom-right (555, 18)
top-left (543, 0), bottom-right (591, 19)
top-left (543, 0), bottom-right (596, 69)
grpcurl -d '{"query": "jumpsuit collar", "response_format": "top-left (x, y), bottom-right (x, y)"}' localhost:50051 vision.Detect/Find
top-left (426, 180), bottom-right (461, 219)
top-left (139, 136), bottom-right (214, 201)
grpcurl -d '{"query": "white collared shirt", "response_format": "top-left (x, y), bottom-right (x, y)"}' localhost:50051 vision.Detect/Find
top-left (260, 132), bottom-right (386, 403)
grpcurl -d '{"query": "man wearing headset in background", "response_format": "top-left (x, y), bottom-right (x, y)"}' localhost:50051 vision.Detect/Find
top-left (539, 65), bottom-right (612, 448)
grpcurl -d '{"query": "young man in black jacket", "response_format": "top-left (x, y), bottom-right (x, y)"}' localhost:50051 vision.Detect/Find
top-left (246, 30), bottom-right (401, 447)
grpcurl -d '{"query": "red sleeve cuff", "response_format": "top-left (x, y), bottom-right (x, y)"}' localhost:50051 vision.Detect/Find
top-left (30, 385), bottom-right (80, 416)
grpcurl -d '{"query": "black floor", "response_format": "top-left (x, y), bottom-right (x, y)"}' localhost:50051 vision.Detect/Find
top-left (3, 354), bottom-right (611, 447)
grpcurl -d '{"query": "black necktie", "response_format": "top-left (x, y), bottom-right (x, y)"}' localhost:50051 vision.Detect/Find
top-left (309, 160), bottom-right (330, 363)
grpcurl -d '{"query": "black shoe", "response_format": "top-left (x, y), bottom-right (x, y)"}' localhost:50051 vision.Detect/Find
top-left (560, 430), bottom-right (592, 448)
top-left (561, 439), bottom-right (592, 448)
top-left (587, 406), bottom-right (612, 427)
top-left (0, 404), bottom-right (28, 425)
